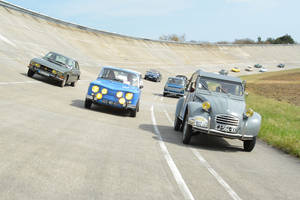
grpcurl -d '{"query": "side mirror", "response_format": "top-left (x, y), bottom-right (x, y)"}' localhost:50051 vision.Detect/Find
top-left (140, 85), bottom-right (144, 89)
top-left (190, 87), bottom-right (195, 93)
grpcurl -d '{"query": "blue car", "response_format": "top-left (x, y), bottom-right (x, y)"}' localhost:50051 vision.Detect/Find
top-left (85, 66), bottom-right (143, 117)
top-left (163, 77), bottom-right (186, 97)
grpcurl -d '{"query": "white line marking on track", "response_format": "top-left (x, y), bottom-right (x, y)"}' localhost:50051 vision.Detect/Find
top-left (151, 105), bottom-right (195, 200)
top-left (161, 107), bottom-right (242, 200)
top-left (0, 33), bottom-right (16, 47)
top-left (192, 149), bottom-right (242, 200)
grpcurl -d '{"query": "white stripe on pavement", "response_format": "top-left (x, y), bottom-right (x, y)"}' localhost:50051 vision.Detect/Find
top-left (151, 105), bottom-right (195, 200)
top-left (192, 149), bottom-right (242, 200)
top-left (162, 107), bottom-right (242, 200)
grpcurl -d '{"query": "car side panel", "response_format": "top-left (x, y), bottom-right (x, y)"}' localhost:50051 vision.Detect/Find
top-left (175, 97), bottom-right (185, 119)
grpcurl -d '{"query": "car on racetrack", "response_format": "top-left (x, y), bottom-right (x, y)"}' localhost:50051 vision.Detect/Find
top-left (231, 67), bottom-right (240, 72)
top-left (259, 67), bottom-right (268, 72)
top-left (163, 77), bottom-right (186, 97)
top-left (144, 69), bottom-right (162, 82)
top-left (245, 66), bottom-right (253, 71)
top-left (176, 75), bottom-right (188, 82)
top-left (277, 63), bottom-right (285, 68)
top-left (174, 70), bottom-right (261, 152)
top-left (218, 69), bottom-right (228, 75)
top-left (254, 64), bottom-right (262, 68)
top-left (84, 66), bottom-right (143, 117)
top-left (27, 52), bottom-right (80, 87)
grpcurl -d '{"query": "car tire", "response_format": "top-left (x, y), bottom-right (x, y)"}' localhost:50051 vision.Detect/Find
top-left (71, 76), bottom-right (79, 87)
top-left (60, 76), bottom-right (67, 88)
top-left (163, 92), bottom-right (166, 96)
top-left (27, 69), bottom-right (35, 77)
top-left (136, 101), bottom-right (140, 112)
top-left (182, 114), bottom-right (192, 144)
top-left (244, 137), bottom-right (256, 152)
top-left (130, 109), bottom-right (137, 117)
top-left (84, 99), bottom-right (92, 109)
top-left (174, 116), bottom-right (182, 131)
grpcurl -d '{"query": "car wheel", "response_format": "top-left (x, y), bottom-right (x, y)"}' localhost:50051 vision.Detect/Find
top-left (163, 92), bottom-right (166, 96)
top-left (174, 116), bottom-right (182, 131)
top-left (244, 137), bottom-right (256, 152)
top-left (136, 101), bottom-right (140, 112)
top-left (130, 109), bottom-right (137, 117)
top-left (27, 69), bottom-right (35, 77)
top-left (84, 99), bottom-right (92, 109)
top-left (182, 114), bottom-right (192, 144)
top-left (60, 76), bottom-right (67, 88)
top-left (71, 76), bottom-right (79, 87)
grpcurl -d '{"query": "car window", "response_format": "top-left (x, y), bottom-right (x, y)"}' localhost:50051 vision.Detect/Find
top-left (167, 78), bottom-right (184, 85)
top-left (198, 77), bottom-right (243, 96)
top-left (99, 68), bottom-right (139, 87)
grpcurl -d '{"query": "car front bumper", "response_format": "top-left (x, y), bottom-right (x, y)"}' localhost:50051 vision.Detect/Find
top-left (164, 90), bottom-right (184, 97)
top-left (86, 94), bottom-right (137, 110)
top-left (187, 119), bottom-right (254, 140)
top-left (28, 66), bottom-right (64, 81)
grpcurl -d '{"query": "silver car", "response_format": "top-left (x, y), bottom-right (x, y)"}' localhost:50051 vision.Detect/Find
top-left (174, 70), bottom-right (261, 152)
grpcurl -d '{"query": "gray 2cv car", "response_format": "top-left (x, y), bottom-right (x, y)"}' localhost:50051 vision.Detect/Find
top-left (27, 52), bottom-right (80, 87)
top-left (174, 70), bottom-right (261, 152)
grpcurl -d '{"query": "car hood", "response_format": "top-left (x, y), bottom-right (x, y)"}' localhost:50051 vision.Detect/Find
top-left (32, 58), bottom-right (69, 73)
top-left (196, 93), bottom-right (246, 118)
top-left (92, 79), bottom-right (139, 93)
top-left (166, 83), bottom-right (184, 89)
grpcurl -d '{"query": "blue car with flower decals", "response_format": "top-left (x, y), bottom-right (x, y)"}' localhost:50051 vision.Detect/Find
top-left (84, 66), bottom-right (143, 117)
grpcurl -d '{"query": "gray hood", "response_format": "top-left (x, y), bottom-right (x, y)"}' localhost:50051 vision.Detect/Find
top-left (32, 57), bottom-right (70, 73)
top-left (196, 92), bottom-right (246, 118)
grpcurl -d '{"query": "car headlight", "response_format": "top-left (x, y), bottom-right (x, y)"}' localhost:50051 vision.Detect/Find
top-left (116, 91), bottom-right (123, 98)
top-left (245, 108), bottom-right (254, 118)
top-left (188, 116), bottom-right (208, 128)
top-left (202, 101), bottom-right (211, 112)
top-left (52, 69), bottom-right (57, 74)
top-left (96, 93), bottom-right (102, 100)
top-left (119, 97), bottom-right (126, 105)
top-left (35, 63), bottom-right (40, 67)
top-left (92, 85), bottom-right (99, 93)
top-left (125, 93), bottom-right (133, 100)
top-left (102, 88), bottom-right (108, 95)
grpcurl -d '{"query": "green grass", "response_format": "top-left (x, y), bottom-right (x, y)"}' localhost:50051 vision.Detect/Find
top-left (245, 86), bottom-right (300, 158)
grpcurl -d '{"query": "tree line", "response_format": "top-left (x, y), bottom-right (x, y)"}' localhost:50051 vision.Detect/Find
top-left (159, 34), bottom-right (296, 44)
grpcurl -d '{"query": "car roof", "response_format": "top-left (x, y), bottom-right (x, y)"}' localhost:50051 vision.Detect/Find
top-left (196, 70), bottom-right (242, 83)
top-left (147, 69), bottom-right (159, 73)
top-left (49, 51), bottom-right (76, 62)
top-left (102, 66), bottom-right (141, 76)
top-left (168, 77), bottom-right (184, 80)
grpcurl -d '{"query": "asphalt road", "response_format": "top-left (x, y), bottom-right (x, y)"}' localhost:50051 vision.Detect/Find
top-left (0, 68), bottom-right (300, 200)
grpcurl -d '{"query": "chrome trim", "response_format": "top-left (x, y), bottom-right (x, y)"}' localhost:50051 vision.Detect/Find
top-left (192, 126), bottom-right (254, 140)
top-left (215, 114), bottom-right (239, 126)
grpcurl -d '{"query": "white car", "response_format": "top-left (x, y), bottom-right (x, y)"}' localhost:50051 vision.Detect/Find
top-left (245, 66), bottom-right (253, 71)
top-left (259, 67), bottom-right (268, 72)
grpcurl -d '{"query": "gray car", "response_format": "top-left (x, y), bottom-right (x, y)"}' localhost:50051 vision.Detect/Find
top-left (27, 52), bottom-right (80, 87)
top-left (174, 70), bottom-right (261, 152)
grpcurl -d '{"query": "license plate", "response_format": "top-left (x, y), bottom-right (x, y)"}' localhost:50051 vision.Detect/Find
top-left (215, 124), bottom-right (236, 133)
top-left (38, 70), bottom-right (50, 77)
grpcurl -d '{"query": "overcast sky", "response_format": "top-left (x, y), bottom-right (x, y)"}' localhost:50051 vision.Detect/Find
top-left (5, 0), bottom-right (300, 42)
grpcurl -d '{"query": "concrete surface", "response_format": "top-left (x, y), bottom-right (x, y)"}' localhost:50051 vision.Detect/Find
top-left (0, 1), bottom-right (300, 200)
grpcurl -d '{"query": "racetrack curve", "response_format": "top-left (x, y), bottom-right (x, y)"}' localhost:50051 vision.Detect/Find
top-left (0, 1), bottom-right (300, 200)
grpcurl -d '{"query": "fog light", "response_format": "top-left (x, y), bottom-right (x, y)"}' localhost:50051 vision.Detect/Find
top-left (119, 97), bottom-right (126, 105)
top-left (116, 91), bottom-right (123, 98)
top-left (96, 93), bottom-right (102, 100)
top-left (102, 88), bottom-right (108, 95)
top-left (92, 85), bottom-right (99, 93)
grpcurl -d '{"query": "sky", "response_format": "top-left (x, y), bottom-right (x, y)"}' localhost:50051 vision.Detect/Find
top-left (5, 0), bottom-right (300, 42)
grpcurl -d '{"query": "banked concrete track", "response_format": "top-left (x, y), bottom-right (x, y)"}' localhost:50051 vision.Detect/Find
top-left (0, 1), bottom-right (300, 200)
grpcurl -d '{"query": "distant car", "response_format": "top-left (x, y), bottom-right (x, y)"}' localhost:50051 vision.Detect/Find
top-left (219, 69), bottom-right (229, 75)
top-left (254, 64), bottom-right (262, 68)
top-left (245, 66), bottom-right (253, 71)
top-left (259, 67), bottom-right (268, 72)
top-left (144, 69), bottom-right (162, 82)
top-left (27, 52), bottom-right (80, 87)
top-left (231, 67), bottom-right (240, 72)
top-left (163, 77), bottom-right (186, 97)
top-left (84, 66), bottom-right (143, 117)
top-left (174, 70), bottom-right (261, 152)
top-left (277, 63), bottom-right (285, 68)
top-left (176, 75), bottom-right (188, 82)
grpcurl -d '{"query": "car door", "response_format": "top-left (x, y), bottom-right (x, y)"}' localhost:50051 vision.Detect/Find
top-left (180, 73), bottom-right (198, 119)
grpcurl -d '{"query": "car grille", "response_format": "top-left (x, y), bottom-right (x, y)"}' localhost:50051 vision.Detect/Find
top-left (41, 65), bottom-right (52, 73)
top-left (215, 114), bottom-right (239, 126)
top-left (167, 87), bottom-right (183, 92)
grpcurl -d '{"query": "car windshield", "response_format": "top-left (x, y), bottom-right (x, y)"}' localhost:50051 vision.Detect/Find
top-left (197, 77), bottom-right (243, 96)
top-left (44, 52), bottom-right (75, 68)
top-left (99, 68), bottom-right (139, 87)
top-left (168, 78), bottom-right (184, 85)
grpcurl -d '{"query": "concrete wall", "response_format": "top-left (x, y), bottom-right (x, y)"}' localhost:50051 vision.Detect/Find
top-left (0, 0), bottom-right (300, 81)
